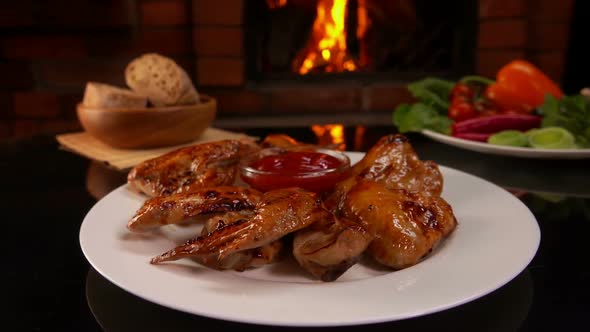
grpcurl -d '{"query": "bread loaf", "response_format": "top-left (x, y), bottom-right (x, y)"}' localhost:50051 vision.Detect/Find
top-left (82, 82), bottom-right (148, 108)
top-left (125, 53), bottom-right (200, 106)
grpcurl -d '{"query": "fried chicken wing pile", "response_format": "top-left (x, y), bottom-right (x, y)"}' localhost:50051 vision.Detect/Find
top-left (126, 133), bottom-right (457, 281)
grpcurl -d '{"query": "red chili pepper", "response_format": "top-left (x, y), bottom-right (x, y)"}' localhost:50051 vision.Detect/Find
top-left (452, 114), bottom-right (541, 134)
top-left (452, 132), bottom-right (491, 142)
top-left (485, 60), bottom-right (563, 112)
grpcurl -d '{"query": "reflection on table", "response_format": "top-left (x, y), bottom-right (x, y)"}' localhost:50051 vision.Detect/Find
top-left (86, 161), bottom-right (128, 200)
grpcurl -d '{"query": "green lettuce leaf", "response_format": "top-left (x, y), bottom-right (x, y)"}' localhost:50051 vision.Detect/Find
top-left (393, 103), bottom-right (453, 134)
top-left (407, 78), bottom-right (455, 113)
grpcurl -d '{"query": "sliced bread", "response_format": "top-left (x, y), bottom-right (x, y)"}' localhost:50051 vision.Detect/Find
top-left (82, 82), bottom-right (148, 109)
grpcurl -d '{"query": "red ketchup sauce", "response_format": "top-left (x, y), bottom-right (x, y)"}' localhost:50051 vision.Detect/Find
top-left (240, 150), bottom-right (350, 193)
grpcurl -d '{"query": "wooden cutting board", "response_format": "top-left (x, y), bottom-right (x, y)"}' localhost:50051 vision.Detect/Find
top-left (56, 127), bottom-right (257, 170)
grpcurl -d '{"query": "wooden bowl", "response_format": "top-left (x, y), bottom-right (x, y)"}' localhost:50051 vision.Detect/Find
top-left (77, 95), bottom-right (216, 149)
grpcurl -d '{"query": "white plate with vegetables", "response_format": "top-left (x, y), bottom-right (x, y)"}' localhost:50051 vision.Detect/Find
top-left (392, 60), bottom-right (590, 159)
top-left (421, 129), bottom-right (590, 159)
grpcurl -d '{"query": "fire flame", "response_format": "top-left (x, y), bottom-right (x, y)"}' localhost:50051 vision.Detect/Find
top-left (312, 124), bottom-right (346, 150)
top-left (356, 0), bottom-right (369, 39)
top-left (295, 0), bottom-right (366, 75)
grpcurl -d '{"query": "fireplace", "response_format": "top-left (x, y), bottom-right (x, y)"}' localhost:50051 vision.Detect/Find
top-left (194, 0), bottom-right (574, 129)
top-left (215, 0), bottom-right (479, 128)
top-left (246, 0), bottom-right (477, 82)
top-left (0, 0), bottom-right (576, 139)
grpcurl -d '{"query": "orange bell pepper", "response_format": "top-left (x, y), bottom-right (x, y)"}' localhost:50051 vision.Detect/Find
top-left (485, 60), bottom-right (563, 113)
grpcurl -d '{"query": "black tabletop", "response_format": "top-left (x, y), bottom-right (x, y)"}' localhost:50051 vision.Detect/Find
top-left (4, 125), bottom-right (590, 332)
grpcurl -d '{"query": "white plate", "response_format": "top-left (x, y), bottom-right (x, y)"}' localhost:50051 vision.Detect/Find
top-left (79, 152), bottom-right (540, 327)
top-left (422, 129), bottom-right (590, 159)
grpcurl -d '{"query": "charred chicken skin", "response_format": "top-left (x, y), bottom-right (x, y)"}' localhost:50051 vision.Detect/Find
top-left (326, 134), bottom-right (443, 212)
top-left (150, 187), bottom-right (327, 266)
top-left (128, 185), bottom-right (283, 271)
top-left (127, 186), bottom-right (262, 232)
top-left (295, 134), bottom-right (452, 279)
top-left (126, 133), bottom-right (457, 281)
top-left (293, 214), bottom-right (372, 281)
top-left (351, 134), bottom-right (443, 195)
top-left (195, 211), bottom-right (284, 271)
top-left (341, 180), bottom-right (457, 269)
top-left (127, 139), bottom-right (259, 197)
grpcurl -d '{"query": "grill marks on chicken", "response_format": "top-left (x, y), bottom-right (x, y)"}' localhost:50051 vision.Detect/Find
top-left (150, 188), bottom-right (325, 266)
top-left (127, 139), bottom-right (259, 197)
top-left (324, 134), bottom-right (444, 214)
top-left (193, 211), bottom-right (284, 271)
top-left (127, 185), bottom-right (285, 271)
top-left (127, 133), bottom-right (458, 281)
top-left (293, 215), bottom-right (372, 281)
top-left (127, 186), bottom-right (262, 232)
top-left (293, 134), bottom-right (453, 279)
top-left (350, 134), bottom-right (443, 196)
top-left (342, 180), bottom-right (457, 269)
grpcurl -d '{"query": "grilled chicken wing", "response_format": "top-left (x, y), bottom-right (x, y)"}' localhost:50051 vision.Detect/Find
top-left (129, 135), bottom-right (457, 281)
top-left (193, 211), bottom-right (283, 271)
top-left (127, 139), bottom-right (259, 197)
top-left (150, 188), bottom-right (326, 265)
top-left (351, 134), bottom-right (443, 195)
top-left (325, 134), bottom-right (443, 212)
top-left (127, 186), bottom-right (261, 232)
top-left (293, 215), bottom-right (372, 281)
top-left (295, 134), bottom-right (450, 279)
top-left (342, 180), bottom-right (457, 269)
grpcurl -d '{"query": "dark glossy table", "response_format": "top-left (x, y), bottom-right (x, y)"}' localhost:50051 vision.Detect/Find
top-left (4, 125), bottom-right (590, 332)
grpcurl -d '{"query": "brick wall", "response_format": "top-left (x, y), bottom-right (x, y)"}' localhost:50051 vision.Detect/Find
top-left (477, 0), bottom-right (573, 79)
top-left (0, 0), bottom-right (575, 140)
top-left (0, 0), bottom-right (195, 139)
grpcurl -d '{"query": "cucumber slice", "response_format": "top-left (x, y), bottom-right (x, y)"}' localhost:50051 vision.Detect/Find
top-left (487, 130), bottom-right (529, 147)
top-left (526, 127), bottom-right (576, 149)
